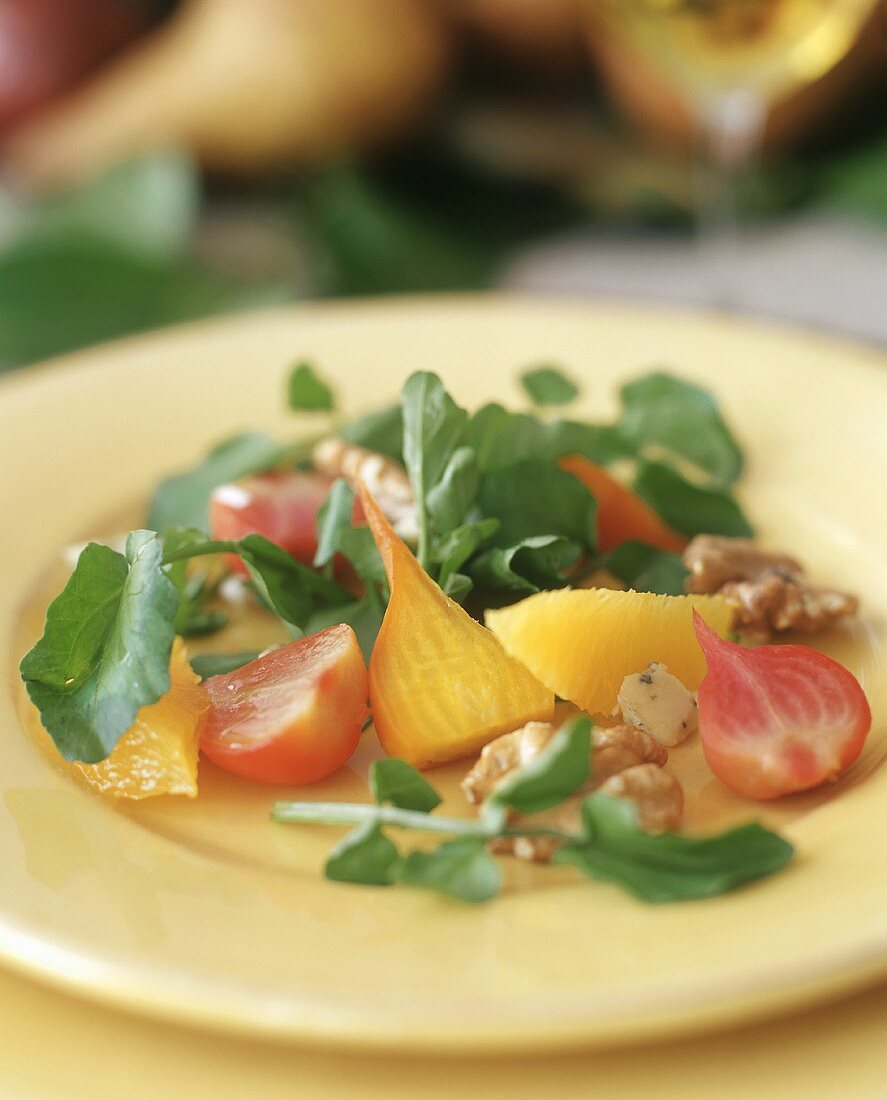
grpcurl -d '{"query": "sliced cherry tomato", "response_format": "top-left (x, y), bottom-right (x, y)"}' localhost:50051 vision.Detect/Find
top-left (209, 469), bottom-right (336, 575)
top-left (559, 455), bottom-right (687, 553)
top-left (693, 612), bottom-right (871, 800)
top-left (199, 625), bottom-right (368, 785)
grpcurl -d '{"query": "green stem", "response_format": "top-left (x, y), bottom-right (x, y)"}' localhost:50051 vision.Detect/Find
top-left (162, 540), bottom-right (238, 565)
top-left (271, 800), bottom-right (575, 844)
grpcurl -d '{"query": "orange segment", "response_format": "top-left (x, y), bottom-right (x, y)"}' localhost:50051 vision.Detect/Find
top-left (71, 640), bottom-right (207, 799)
top-left (559, 454), bottom-right (686, 553)
top-left (486, 587), bottom-right (733, 717)
top-left (358, 484), bottom-right (554, 769)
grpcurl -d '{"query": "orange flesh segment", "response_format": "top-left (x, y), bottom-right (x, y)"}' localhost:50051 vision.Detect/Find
top-left (358, 484), bottom-right (554, 769)
top-left (559, 454), bottom-right (687, 553)
top-left (486, 587), bottom-right (733, 717)
top-left (70, 639), bottom-right (207, 799)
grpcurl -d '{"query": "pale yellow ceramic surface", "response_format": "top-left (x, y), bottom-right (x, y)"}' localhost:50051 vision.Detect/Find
top-left (1, 296), bottom-right (886, 1053)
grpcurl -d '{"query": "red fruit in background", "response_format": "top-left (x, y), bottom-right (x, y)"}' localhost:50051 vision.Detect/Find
top-left (0, 0), bottom-right (156, 137)
top-left (693, 612), bottom-right (871, 800)
top-left (199, 625), bottom-right (368, 785)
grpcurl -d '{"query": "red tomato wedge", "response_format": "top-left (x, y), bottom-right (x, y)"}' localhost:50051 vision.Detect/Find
top-left (693, 612), bottom-right (871, 800)
top-left (209, 470), bottom-right (337, 573)
top-left (559, 454), bottom-right (686, 553)
top-left (199, 625), bottom-right (368, 785)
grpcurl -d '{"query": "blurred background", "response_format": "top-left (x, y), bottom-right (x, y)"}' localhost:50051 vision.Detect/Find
top-left (0, 0), bottom-right (884, 372)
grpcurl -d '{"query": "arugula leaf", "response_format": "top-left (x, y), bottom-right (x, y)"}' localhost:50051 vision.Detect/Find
top-left (20, 532), bottom-right (178, 763)
top-left (338, 404), bottom-right (403, 460)
top-left (491, 716), bottom-right (591, 815)
top-left (604, 541), bottom-right (689, 596)
top-left (520, 365), bottom-right (579, 407)
top-left (370, 759), bottom-right (442, 812)
top-left (190, 651), bottom-right (260, 680)
top-left (470, 535), bottom-right (581, 594)
top-left (313, 479), bottom-right (355, 568)
top-left (466, 404), bottom-right (631, 472)
top-left (554, 794), bottom-right (793, 903)
top-left (288, 361), bottom-right (336, 413)
top-left (619, 372), bottom-right (744, 485)
top-left (426, 446), bottom-right (479, 533)
top-left (441, 572), bottom-right (474, 603)
top-left (633, 460), bottom-right (753, 539)
top-left (478, 459), bottom-right (597, 548)
top-left (398, 838), bottom-right (502, 903)
top-left (147, 432), bottom-right (285, 532)
top-left (401, 372), bottom-right (469, 567)
top-left (325, 820), bottom-right (400, 887)
top-left (431, 518), bottom-right (500, 589)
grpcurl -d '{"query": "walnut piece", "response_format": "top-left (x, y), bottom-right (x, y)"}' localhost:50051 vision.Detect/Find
top-left (599, 764), bottom-right (683, 834)
top-left (683, 535), bottom-right (858, 635)
top-left (461, 720), bottom-right (675, 863)
top-left (616, 662), bottom-right (698, 747)
top-left (312, 437), bottom-right (417, 537)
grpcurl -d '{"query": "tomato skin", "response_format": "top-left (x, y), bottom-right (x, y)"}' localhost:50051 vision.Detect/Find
top-left (694, 612), bottom-right (871, 800)
top-left (199, 625), bottom-right (368, 785)
top-left (209, 470), bottom-right (336, 573)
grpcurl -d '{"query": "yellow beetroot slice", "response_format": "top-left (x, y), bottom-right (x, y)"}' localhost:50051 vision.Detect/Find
top-left (486, 587), bottom-right (733, 717)
top-left (358, 484), bottom-right (554, 769)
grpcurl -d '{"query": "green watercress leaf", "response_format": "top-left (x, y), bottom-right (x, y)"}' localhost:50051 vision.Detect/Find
top-left (431, 518), bottom-right (500, 589)
top-left (619, 372), bottom-right (744, 485)
top-left (288, 361), bottom-right (336, 413)
top-left (478, 459), bottom-right (597, 548)
top-left (161, 526), bottom-right (227, 636)
top-left (304, 584), bottom-right (385, 661)
top-left (338, 404), bottom-right (403, 460)
top-left (633, 460), bottom-right (753, 539)
top-left (442, 572), bottom-right (473, 603)
top-left (465, 403), bottom-right (631, 472)
top-left (470, 535), bottom-right (581, 594)
top-left (20, 532), bottom-right (178, 763)
top-left (520, 365), bottom-right (579, 407)
top-left (336, 526), bottom-right (387, 587)
top-left (401, 372), bottom-right (469, 566)
top-left (554, 794), bottom-right (793, 903)
top-left (426, 445), bottom-right (479, 533)
top-left (313, 479), bottom-right (355, 568)
top-left (238, 533), bottom-right (351, 633)
top-left (491, 716), bottom-right (592, 816)
top-left (325, 820), bottom-right (400, 887)
top-left (398, 837), bottom-right (502, 903)
top-left (370, 759), bottom-right (442, 812)
top-left (147, 432), bottom-right (285, 533)
top-left (190, 650), bottom-right (260, 680)
top-left (604, 541), bottom-right (689, 596)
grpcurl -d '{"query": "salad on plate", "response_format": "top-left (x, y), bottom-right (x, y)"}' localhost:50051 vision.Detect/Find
top-left (19, 361), bottom-right (871, 904)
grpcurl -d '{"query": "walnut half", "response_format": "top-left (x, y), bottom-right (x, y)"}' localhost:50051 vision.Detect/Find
top-left (683, 535), bottom-right (858, 635)
top-left (461, 720), bottom-right (681, 863)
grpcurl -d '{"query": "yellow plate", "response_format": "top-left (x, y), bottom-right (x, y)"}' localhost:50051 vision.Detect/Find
top-left (2, 296), bottom-right (886, 1053)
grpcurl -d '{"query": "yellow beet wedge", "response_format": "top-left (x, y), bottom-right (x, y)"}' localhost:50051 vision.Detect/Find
top-left (486, 588), bottom-right (734, 717)
top-left (359, 484), bottom-right (554, 769)
top-left (70, 639), bottom-right (207, 799)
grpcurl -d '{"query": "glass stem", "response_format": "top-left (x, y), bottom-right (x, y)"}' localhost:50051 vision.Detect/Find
top-left (695, 87), bottom-right (767, 306)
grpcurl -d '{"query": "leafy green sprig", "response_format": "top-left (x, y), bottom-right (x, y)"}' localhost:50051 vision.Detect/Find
top-left (272, 718), bottom-right (793, 904)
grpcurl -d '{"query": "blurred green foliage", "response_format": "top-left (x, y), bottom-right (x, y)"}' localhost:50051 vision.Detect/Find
top-left (0, 112), bottom-right (884, 371)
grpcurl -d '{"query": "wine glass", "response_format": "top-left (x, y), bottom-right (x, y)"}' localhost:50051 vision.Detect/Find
top-left (589, 0), bottom-right (879, 292)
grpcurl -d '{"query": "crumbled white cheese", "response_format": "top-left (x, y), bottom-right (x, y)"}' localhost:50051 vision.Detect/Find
top-left (617, 662), bottom-right (698, 747)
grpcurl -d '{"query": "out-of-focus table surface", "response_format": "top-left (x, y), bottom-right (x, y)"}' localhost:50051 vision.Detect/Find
top-left (1, 961), bottom-right (886, 1099)
top-left (504, 216), bottom-right (887, 347)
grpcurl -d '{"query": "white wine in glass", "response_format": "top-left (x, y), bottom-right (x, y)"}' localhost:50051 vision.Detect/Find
top-left (591, 0), bottom-right (879, 286)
